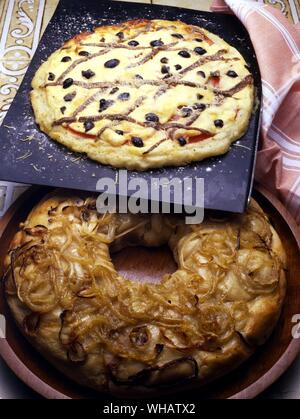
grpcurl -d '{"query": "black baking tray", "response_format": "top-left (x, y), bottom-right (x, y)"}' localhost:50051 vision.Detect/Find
top-left (0, 0), bottom-right (261, 213)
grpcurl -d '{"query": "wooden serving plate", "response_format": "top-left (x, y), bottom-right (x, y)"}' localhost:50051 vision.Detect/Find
top-left (0, 185), bottom-right (300, 399)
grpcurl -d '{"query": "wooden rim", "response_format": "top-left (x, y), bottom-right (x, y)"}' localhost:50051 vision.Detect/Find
top-left (0, 184), bottom-right (300, 399)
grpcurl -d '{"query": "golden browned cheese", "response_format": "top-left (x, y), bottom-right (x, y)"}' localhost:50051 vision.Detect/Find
top-left (4, 192), bottom-right (286, 396)
top-left (31, 19), bottom-right (254, 170)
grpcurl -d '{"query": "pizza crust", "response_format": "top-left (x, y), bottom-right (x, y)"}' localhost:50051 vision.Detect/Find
top-left (4, 193), bottom-right (286, 396)
top-left (31, 19), bottom-right (254, 170)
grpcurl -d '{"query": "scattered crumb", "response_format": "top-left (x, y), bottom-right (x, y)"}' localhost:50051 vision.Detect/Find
top-left (71, 156), bottom-right (81, 163)
top-left (20, 134), bottom-right (36, 142)
top-left (16, 151), bottom-right (32, 160)
top-left (31, 164), bottom-right (41, 172)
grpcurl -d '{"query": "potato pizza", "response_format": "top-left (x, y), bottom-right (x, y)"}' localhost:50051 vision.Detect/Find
top-left (31, 19), bottom-right (254, 170)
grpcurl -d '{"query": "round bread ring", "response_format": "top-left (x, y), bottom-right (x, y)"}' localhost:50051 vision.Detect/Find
top-left (4, 192), bottom-right (286, 397)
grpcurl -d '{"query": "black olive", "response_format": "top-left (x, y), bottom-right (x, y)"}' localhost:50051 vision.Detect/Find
top-left (100, 37), bottom-right (105, 42)
top-left (197, 93), bottom-right (204, 100)
top-left (135, 74), bottom-right (143, 80)
top-left (161, 65), bottom-right (170, 74)
top-left (104, 59), bottom-right (120, 68)
top-left (175, 64), bottom-right (182, 70)
top-left (60, 106), bottom-right (66, 114)
top-left (115, 130), bottom-right (124, 135)
top-left (128, 40), bottom-right (139, 47)
top-left (160, 57), bottom-right (168, 64)
top-left (171, 33), bottom-right (184, 39)
top-left (195, 38), bottom-right (203, 42)
top-left (116, 31), bottom-right (124, 40)
top-left (99, 99), bottom-right (114, 112)
top-left (63, 78), bottom-right (73, 88)
top-left (181, 107), bottom-right (192, 118)
top-left (48, 72), bottom-right (55, 81)
top-left (214, 119), bottom-right (224, 128)
top-left (194, 47), bottom-right (207, 55)
top-left (193, 103), bottom-right (206, 111)
top-left (197, 70), bottom-right (206, 78)
top-left (83, 120), bottom-right (94, 132)
top-left (78, 50), bottom-right (90, 56)
top-left (63, 91), bottom-right (76, 102)
top-left (61, 56), bottom-right (71, 62)
top-left (109, 87), bottom-right (119, 94)
top-left (227, 70), bottom-right (238, 78)
top-left (118, 92), bottom-right (130, 101)
top-left (145, 113), bottom-right (159, 123)
top-left (178, 50), bottom-right (191, 58)
top-left (131, 137), bottom-right (144, 147)
top-left (178, 137), bottom-right (187, 146)
top-left (150, 39), bottom-right (164, 47)
top-left (81, 69), bottom-right (95, 79)
top-left (163, 74), bottom-right (172, 79)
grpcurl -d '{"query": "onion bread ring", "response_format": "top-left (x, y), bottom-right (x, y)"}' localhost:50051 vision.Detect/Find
top-left (4, 193), bottom-right (286, 396)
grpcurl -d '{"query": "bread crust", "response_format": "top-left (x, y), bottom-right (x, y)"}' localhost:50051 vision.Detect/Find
top-left (4, 194), bottom-right (286, 397)
top-left (31, 19), bottom-right (254, 170)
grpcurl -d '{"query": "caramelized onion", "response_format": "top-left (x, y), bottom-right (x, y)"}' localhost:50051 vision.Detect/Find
top-left (23, 312), bottom-right (41, 336)
top-left (199, 304), bottom-right (234, 343)
top-left (24, 225), bottom-right (48, 236)
top-left (109, 356), bottom-right (198, 387)
top-left (59, 310), bottom-right (74, 346)
top-left (236, 249), bottom-right (280, 294)
top-left (67, 341), bottom-right (87, 364)
top-left (129, 326), bottom-right (149, 346)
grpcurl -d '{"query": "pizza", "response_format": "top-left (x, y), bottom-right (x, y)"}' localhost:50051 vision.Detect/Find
top-left (31, 19), bottom-right (254, 170)
top-left (4, 192), bottom-right (286, 396)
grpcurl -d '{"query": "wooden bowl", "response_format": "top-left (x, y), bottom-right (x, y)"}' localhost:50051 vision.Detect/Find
top-left (0, 185), bottom-right (300, 399)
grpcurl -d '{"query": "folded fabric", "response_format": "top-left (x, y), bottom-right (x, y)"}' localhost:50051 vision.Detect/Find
top-left (212, 0), bottom-right (300, 224)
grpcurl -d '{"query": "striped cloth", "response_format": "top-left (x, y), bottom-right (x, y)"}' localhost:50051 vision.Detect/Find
top-left (212, 0), bottom-right (300, 224)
